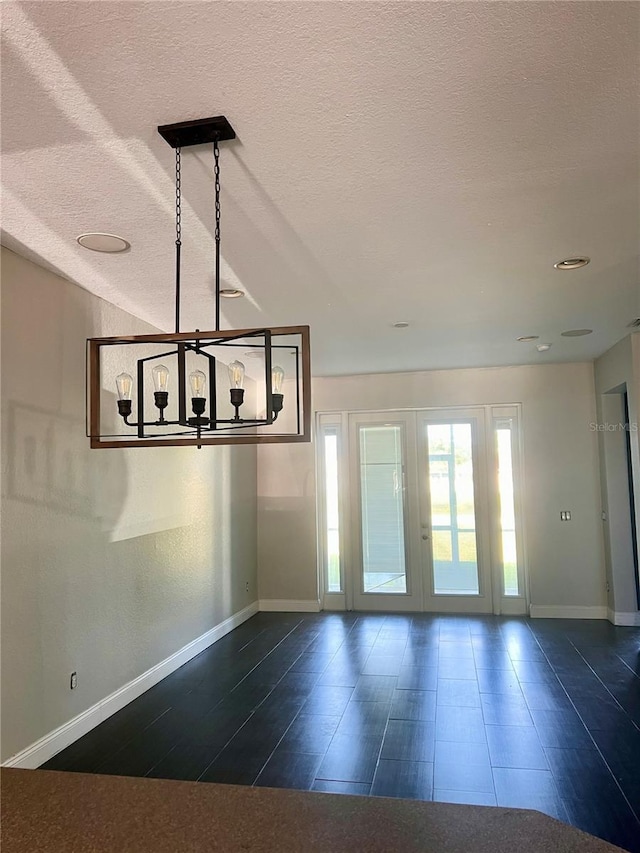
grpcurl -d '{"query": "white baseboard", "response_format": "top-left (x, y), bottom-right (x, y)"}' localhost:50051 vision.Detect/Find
top-left (607, 608), bottom-right (640, 626)
top-left (259, 599), bottom-right (321, 612)
top-left (529, 605), bottom-right (608, 620)
top-left (2, 601), bottom-right (259, 770)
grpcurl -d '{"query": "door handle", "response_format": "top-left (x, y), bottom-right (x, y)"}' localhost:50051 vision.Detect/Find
top-left (422, 534), bottom-right (430, 540)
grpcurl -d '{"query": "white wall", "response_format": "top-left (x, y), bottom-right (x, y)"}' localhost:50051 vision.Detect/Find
top-left (258, 362), bottom-right (606, 613)
top-left (0, 248), bottom-right (258, 761)
top-left (594, 333), bottom-right (640, 622)
top-left (257, 442), bottom-right (318, 604)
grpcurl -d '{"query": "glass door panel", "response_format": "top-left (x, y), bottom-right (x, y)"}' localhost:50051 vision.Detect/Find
top-left (428, 422), bottom-right (480, 595)
top-left (350, 413), bottom-right (422, 611)
top-left (360, 425), bottom-right (407, 593)
top-left (491, 410), bottom-right (526, 609)
top-left (323, 429), bottom-right (341, 593)
top-left (496, 425), bottom-right (519, 596)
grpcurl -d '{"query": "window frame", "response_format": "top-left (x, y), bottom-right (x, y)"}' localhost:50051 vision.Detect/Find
top-left (316, 413), bottom-right (347, 608)
top-left (490, 406), bottom-right (527, 612)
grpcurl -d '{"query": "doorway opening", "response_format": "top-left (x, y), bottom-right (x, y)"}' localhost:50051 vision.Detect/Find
top-left (623, 392), bottom-right (640, 608)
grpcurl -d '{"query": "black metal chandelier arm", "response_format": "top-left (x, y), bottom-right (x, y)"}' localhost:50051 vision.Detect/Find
top-left (121, 413), bottom-right (278, 428)
top-left (120, 418), bottom-right (272, 432)
top-left (120, 417), bottom-right (182, 428)
top-left (216, 418), bottom-right (269, 426)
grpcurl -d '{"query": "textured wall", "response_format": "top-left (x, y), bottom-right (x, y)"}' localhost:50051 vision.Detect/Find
top-left (2, 3), bottom-right (637, 377)
top-left (258, 362), bottom-right (606, 610)
top-left (0, 248), bottom-right (257, 761)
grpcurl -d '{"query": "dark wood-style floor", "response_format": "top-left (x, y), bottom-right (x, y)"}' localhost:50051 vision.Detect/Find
top-left (42, 613), bottom-right (640, 852)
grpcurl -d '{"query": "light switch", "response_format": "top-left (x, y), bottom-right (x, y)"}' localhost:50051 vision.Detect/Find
top-left (560, 511), bottom-right (572, 521)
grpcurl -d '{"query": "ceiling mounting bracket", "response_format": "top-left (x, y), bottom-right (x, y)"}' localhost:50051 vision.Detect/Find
top-left (157, 116), bottom-right (236, 148)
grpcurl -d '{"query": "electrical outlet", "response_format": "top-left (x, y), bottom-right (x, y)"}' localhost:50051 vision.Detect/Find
top-left (70, 672), bottom-right (77, 690)
top-left (245, 581), bottom-right (249, 593)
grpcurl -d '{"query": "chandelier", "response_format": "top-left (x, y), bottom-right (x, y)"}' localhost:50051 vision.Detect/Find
top-left (87, 116), bottom-right (310, 448)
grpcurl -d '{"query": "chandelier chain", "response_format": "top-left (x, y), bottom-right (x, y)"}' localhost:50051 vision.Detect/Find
top-left (175, 147), bottom-right (182, 244)
top-left (214, 137), bottom-right (221, 331)
top-left (174, 146), bottom-right (182, 333)
top-left (214, 139), bottom-right (221, 243)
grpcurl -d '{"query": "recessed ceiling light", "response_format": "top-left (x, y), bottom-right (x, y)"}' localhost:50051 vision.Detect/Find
top-left (244, 351), bottom-right (263, 358)
top-left (219, 288), bottom-right (244, 298)
top-left (393, 321), bottom-right (409, 328)
top-left (554, 257), bottom-right (590, 270)
top-left (561, 329), bottom-right (593, 337)
top-left (517, 335), bottom-right (539, 342)
top-left (77, 233), bottom-right (130, 253)
top-left (537, 343), bottom-right (552, 352)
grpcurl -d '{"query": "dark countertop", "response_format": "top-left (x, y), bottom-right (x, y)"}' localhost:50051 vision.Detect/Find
top-left (1, 768), bottom-right (624, 852)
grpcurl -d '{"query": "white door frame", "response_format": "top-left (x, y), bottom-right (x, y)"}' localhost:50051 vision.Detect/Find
top-left (318, 405), bottom-right (528, 615)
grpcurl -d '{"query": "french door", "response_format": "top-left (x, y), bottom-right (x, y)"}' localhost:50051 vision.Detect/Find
top-left (417, 410), bottom-right (493, 613)
top-left (348, 409), bottom-right (501, 613)
top-left (349, 413), bottom-right (423, 611)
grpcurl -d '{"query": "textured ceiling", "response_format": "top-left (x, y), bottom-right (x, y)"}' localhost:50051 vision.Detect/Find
top-left (1, 1), bottom-right (639, 376)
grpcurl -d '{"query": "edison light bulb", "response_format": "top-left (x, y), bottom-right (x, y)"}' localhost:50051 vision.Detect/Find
top-left (228, 360), bottom-right (245, 389)
top-left (152, 364), bottom-right (169, 392)
top-left (272, 365), bottom-right (285, 394)
top-left (189, 370), bottom-right (206, 398)
top-left (116, 372), bottom-right (133, 401)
